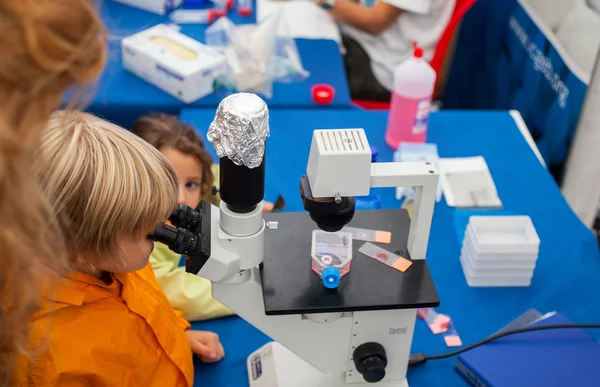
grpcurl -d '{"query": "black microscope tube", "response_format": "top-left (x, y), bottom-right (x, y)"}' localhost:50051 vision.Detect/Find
top-left (219, 154), bottom-right (266, 213)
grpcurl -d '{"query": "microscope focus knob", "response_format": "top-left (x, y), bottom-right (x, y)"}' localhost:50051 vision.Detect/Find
top-left (353, 342), bottom-right (387, 383)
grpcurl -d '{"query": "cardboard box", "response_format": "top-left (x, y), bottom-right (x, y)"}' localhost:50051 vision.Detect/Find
top-left (122, 24), bottom-right (227, 103)
top-left (110, 0), bottom-right (183, 15)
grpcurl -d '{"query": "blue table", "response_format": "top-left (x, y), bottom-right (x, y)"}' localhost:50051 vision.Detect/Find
top-left (89, 1), bottom-right (351, 128)
top-left (186, 109), bottom-right (600, 387)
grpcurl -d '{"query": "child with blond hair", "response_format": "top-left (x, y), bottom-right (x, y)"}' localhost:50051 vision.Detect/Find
top-left (13, 111), bottom-right (224, 386)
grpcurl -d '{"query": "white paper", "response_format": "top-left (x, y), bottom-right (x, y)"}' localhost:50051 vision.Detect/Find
top-left (438, 156), bottom-right (502, 208)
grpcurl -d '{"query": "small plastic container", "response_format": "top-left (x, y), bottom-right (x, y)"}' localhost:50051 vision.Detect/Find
top-left (459, 215), bottom-right (540, 288)
top-left (461, 234), bottom-right (537, 270)
top-left (460, 259), bottom-right (533, 287)
top-left (311, 230), bottom-right (353, 288)
top-left (461, 251), bottom-right (534, 278)
top-left (468, 216), bottom-right (540, 255)
top-left (311, 84), bottom-right (335, 105)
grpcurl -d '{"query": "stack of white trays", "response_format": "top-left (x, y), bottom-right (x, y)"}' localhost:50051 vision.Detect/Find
top-left (460, 216), bottom-right (540, 287)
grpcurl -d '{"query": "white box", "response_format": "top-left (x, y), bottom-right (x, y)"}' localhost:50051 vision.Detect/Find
top-left (462, 265), bottom-right (531, 288)
top-left (111, 0), bottom-right (183, 15)
top-left (461, 233), bottom-right (537, 270)
top-left (122, 24), bottom-right (227, 103)
top-left (467, 216), bottom-right (540, 255)
top-left (461, 250), bottom-right (534, 278)
top-left (464, 228), bottom-right (539, 262)
top-left (460, 256), bottom-right (533, 287)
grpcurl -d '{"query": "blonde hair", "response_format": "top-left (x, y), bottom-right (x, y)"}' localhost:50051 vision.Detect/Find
top-left (0, 0), bottom-right (106, 382)
top-left (39, 111), bottom-right (179, 259)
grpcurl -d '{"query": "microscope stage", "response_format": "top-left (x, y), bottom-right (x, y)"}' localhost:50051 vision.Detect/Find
top-left (261, 209), bottom-right (440, 315)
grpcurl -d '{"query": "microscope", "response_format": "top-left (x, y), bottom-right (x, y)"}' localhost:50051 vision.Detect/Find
top-left (151, 93), bottom-right (440, 387)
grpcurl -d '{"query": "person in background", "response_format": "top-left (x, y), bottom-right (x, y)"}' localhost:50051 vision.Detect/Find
top-left (13, 111), bottom-right (224, 386)
top-left (314, 0), bottom-right (455, 101)
top-left (133, 114), bottom-right (274, 321)
top-left (0, 1), bottom-right (106, 383)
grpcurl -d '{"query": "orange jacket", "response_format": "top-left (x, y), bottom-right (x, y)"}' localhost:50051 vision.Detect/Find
top-left (13, 265), bottom-right (194, 386)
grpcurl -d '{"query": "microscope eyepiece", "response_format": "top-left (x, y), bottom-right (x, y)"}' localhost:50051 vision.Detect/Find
top-left (149, 224), bottom-right (199, 256)
top-left (169, 204), bottom-right (202, 234)
top-left (149, 201), bottom-right (212, 275)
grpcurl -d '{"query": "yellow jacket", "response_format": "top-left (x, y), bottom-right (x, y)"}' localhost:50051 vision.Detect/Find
top-left (150, 243), bottom-right (232, 321)
top-left (13, 264), bottom-right (194, 386)
top-left (150, 164), bottom-right (232, 322)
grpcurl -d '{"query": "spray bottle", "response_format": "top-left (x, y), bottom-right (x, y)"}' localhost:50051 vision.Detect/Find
top-left (385, 42), bottom-right (437, 149)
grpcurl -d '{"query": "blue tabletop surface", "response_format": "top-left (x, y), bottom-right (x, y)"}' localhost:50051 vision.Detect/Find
top-left (89, 1), bottom-right (351, 128)
top-left (186, 109), bottom-right (600, 387)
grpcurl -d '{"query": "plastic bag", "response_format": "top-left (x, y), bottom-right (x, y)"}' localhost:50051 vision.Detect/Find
top-left (205, 10), bottom-right (309, 98)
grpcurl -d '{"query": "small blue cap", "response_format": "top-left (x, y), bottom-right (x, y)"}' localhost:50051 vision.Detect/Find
top-left (322, 267), bottom-right (341, 289)
top-left (370, 146), bottom-right (379, 163)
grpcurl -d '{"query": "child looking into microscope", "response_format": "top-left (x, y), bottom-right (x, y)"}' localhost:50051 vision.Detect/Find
top-left (133, 113), bottom-right (273, 322)
top-left (13, 111), bottom-right (224, 386)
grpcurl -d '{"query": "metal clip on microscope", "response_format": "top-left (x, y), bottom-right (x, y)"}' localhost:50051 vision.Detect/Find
top-left (150, 93), bottom-right (440, 387)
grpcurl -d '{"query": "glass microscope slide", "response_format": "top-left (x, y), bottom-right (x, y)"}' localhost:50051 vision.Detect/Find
top-left (343, 226), bottom-right (392, 244)
top-left (359, 242), bottom-right (412, 272)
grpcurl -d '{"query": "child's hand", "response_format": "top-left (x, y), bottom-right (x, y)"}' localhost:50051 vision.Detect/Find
top-left (264, 201), bottom-right (274, 213)
top-left (185, 330), bottom-right (225, 363)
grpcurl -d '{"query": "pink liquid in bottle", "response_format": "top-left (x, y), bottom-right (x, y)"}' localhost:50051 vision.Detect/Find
top-left (386, 92), bottom-right (430, 149)
top-left (385, 42), bottom-right (436, 150)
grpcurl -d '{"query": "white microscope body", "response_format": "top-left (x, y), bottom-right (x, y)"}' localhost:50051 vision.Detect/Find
top-left (197, 128), bottom-right (439, 387)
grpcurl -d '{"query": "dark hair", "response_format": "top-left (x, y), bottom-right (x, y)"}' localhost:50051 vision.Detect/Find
top-left (132, 113), bottom-right (215, 203)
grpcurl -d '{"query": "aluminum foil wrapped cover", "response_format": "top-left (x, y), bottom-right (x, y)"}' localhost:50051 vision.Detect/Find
top-left (207, 93), bottom-right (269, 168)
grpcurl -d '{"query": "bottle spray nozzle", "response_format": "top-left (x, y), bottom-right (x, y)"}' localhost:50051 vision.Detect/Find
top-left (413, 41), bottom-right (423, 59)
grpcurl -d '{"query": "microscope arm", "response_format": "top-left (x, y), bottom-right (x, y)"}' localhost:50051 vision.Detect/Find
top-left (369, 162), bottom-right (438, 260)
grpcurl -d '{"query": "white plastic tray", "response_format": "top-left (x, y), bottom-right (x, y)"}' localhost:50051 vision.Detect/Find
top-left (462, 235), bottom-right (538, 270)
top-left (460, 254), bottom-right (534, 278)
top-left (467, 216), bottom-right (540, 254)
top-left (460, 257), bottom-right (532, 287)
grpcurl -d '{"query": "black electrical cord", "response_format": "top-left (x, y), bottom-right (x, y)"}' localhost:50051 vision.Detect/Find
top-left (409, 323), bottom-right (600, 366)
